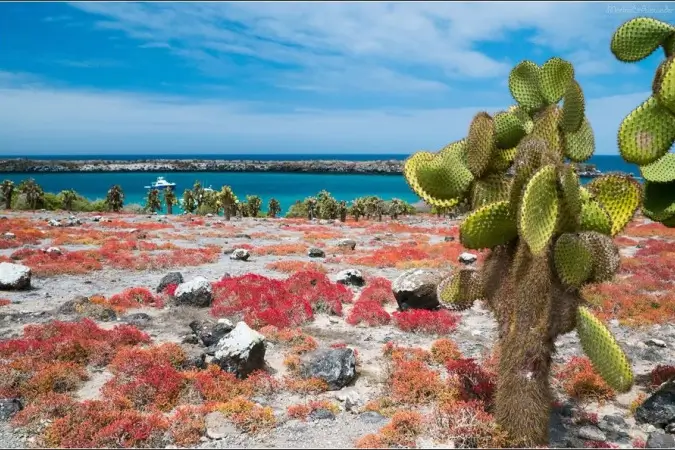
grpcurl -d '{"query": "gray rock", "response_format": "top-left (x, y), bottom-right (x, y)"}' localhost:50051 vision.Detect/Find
top-left (336, 239), bottom-right (357, 250)
top-left (458, 252), bottom-right (478, 264)
top-left (212, 322), bottom-right (266, 378)
top-left (392, 268), bottom-right (443, 310)
top-left (336, 269), bottom-right (365, 287)
top-left (189, 319), bottom-right (234, 347)
top-left (666, 422), bottom-right (675, 434)
top-left (636, 377), bottom-right (675, 428)
top-left (234, 233), bottom-right (251, 239)
top-left (359, 411), bottom-right (387, 424)
top-left (122, 313), bottom-right (152, 327)
top-left (156, 272), bottom-right (184, 293)
top-left (300, 348), bottom-right (356, 391)
top-left (443, 236), bottom-right (455, 242)
top-left (647, 339), bottom-right (668, 348)
top-left (180, 345), bottom-right (206, 370)
top-left (174, 277), bottom-right (214, 308)
top-left (308, 247), bottom-right (325, 258)
top-left (229, 249), bottom-right (250, 261)
top-left (204, 411), bottom-right (238, 440)
top-left (647, 432), bottom-right (675, 448)
top-left (0, 398), bottom-right (22, 420)
top-left (0, 262), bottom-right (31, 291)
top-left (577, 426), bottom-right (606, 442)
top-left (309, 408), bottom-right (335, 421)
top-left (45, 246), bottom-right (62, 255)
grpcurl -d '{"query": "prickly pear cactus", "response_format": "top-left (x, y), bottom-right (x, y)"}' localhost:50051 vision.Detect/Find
top-left (404, 58), bottom-right (640, 446)
top-left (612, 17), bottom-right (675, 227)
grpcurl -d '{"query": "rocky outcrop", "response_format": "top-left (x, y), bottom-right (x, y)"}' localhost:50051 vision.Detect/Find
top-left (212, 322), bottom-right (266, 378)
top-left (336, 269), bottom-right (365, 287)
top-left (174, 277), bottom-right (214, 307)
top-left (0, 262), bottom-right (31, 291)
top-left (392, 268), bottom-right (443, 310)
top-left (300, 348), bottom-right (357, 390)
top-left (156, 272), bottom-right (184, 293)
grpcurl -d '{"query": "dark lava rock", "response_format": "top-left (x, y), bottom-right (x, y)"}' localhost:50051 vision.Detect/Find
top-left (156, 272), bottom-right (184, 293)
top-left (647, 432), bottom-right (675, 448)
top-left (0, 398), bottom-right (22, 420)
top-left (300, 348), bottom-right (356, 391)
top-left (308, 247), bottom-right (325, 258)
top-left (122, 313), bottom-right (152, 327)
top-left (636, 377), bottom-right (675, 428)
top-left (309, 408), bottom-right (336, 421)
top-left (335, 269), bottom-right (365, 287)
top-left (212, 322), bottom-right (266, 378)
top-left (189, 319), bottom-right (234, 347)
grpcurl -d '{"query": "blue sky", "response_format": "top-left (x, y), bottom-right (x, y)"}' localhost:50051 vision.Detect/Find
top-left (0, 2), bottom-right (673, 155)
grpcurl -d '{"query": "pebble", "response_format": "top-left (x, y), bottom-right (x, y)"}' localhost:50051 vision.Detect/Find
top-left (646, 339), bottom-right (667, 348)
top-left (577, 426), bottom-right (607, 442)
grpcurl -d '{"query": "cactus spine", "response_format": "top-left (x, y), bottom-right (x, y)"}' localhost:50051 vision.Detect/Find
top-left (403, 58), bottom-right (639, 446)
top-left (612, 17), bottom-right (675, 227)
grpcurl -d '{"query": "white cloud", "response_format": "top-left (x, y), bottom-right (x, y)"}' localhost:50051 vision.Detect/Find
top-left (0, 74), bottom-right (649, 155)
top-left (65, 2), bottom-right (664, 93)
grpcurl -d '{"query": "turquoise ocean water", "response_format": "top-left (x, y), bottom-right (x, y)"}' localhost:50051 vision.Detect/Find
top-left (0, 154), bottom-right (640, 214)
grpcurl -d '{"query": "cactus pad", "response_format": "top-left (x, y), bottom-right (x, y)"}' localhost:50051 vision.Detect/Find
top-left (561, 80), bottom-right (585, 134)
top-left (488, 147), bottom-right (518, 173)
top-left (577, 306), bottom-right (634, 392)
top-left (618, 96), bottom-right (675, 165)
top-left (531, 106), bottom-right (563, 159)
top-left (580, 232), bottom-right (621, 283)
top-left (509, 137), bottom-right (546, 212)
top-left (586, 175), bottom-right (641, 236)
top-left (466, 112), bottom-right (497, 177)
top-left (518, 165), bottom-right (560, 255)
top-left (562, 118), bottom-right (595, 162)
top-left (579, 200), bottom-right (613, 235)
top-left (494, 111), bottom-right (527, 149)
top-left (611, 17), bottom-right (675, 62)
top-left (640, 152), bottom-right (675, 182)
top-left (554, 234), bottom-right (593, 287)
top-left (558, 165), bottom-right (583, 220)
top-left (664, 34), bottom-right (675, 58)
top-left (460, 200), bottom-right (518, 250)
top-left (642, 180), bottom-right (675, 222)
top-left (539, 57), bottom-right (575, 104)
top-left (437, 268), bottom-right (483, 311)
top-left (654, 56), bottom-right (675, 113)
top-left (403, 151), bottom-right (473, 208)
top-left (470, 174), bottom-right (512, 209)
top-left (509, 60), bottom-right (545, 110)
top-left (508, 105), bottom-right (535, 134)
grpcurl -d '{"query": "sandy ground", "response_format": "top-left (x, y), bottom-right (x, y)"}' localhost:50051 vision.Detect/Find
top-left (0, 210), bottom-right (672, 449)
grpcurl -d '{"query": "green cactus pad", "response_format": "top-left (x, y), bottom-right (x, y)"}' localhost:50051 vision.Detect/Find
top-left (518, 165), bottom-right (560, 255)
top-left (437, 268), bottom-right (483, 311)
top-left (470, 174), bottom-right (512, 209)
top-left (611, 17), bottom-right (675, 62)
top-left (508, 60), bottom-right (545, 111)
top-left (466, 112), bottom-right (497, 178)
top-left (558, 165), bottom-right (583, 219)
top-left (554, 234), bottom-right (593, 287)
top-left (654, 56), bottom-right (675, 113)
top-left (562, 118), bottom-right (595, 162)
top-left (664, 34), bottom-right (675, 58)
top-left (531, 106), bottom-right (563, 159)
top-left (494, 111), bottom-right (527, 149)
top-left (577, 306), bottom-right (634, 392)
top-left (586, 175), bottom-right (642, 236)
top-left (403, 151), bottom-right (468, 208)
top-left (509, 137), bottom-right (547, 212)
top-left (487, 147), bottom-right (518, 173)
top-left (643, 180), bottom-right (675, 222)
top-left (508, 105), bottom-right (535, 134)
top-left (618, 96), bottom-right (675, 166)
top-left (580, 231), bottom-right (621, 282)
top-left (539, 57), bottom-right (575, 104)
top-left (439, 138), bottom-right (467, 155)
top-left (662, 214), bottom-right (675, 227)
top-left (460, 200), bottom-right (518, 250)
top-left (579, 200), bottom-right (613, 235)
top-left (561, 80), bottom-right (585, 134)
top-left (641, 152), bottom-right (675, 183)
top-left (579, 186), bottom-right (592, 203)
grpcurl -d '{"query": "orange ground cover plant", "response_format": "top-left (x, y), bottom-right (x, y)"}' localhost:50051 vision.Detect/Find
top-left (555, 356), bottom-right (615, 402)
top-left (265, 260), bottom-right (328, 274)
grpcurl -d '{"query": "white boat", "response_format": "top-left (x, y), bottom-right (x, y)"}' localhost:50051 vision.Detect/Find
top-left (144, 176), bottom-right (177, 190)
top-left (203, 185), bottom-right (215, 193)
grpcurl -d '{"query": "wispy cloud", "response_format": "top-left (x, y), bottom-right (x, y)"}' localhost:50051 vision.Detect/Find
top-left (52, 58), bottom-right (126, 69)
top-left (66, 2), bottom-right (651, 94)
top-left (0, 70), bottom-right (649, 155)
top-left (42, 15), bottom-right (72, 23)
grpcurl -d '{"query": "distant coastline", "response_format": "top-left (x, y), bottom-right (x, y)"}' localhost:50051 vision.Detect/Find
top-left (0, 158), bottom-right (604, 178)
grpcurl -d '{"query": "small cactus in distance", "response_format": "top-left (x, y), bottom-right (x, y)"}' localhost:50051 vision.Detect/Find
top-left (105, 185), bottom-right (124, 212)
top-left (163, 186), bottom-right (178, 215)
top-left (268, 198), bottom-right (281, 218)
top-left (145, 189), bottom-right (161, 214)
top-left (1, 180), bottom-right (14, 209)
top-left (246, 195), bottom-right (262, 217)
top-left (611, 17), bottom-right (675, 227)
top-left (403, 57), bottom-right (639, 446)
top-left (218, 186), bottom-right (238, 220)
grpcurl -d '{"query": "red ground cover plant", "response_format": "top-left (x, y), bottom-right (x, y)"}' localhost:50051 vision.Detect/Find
top-left (355, 410), bottom-right (425, 449)
top-left (555, 357), bottom-right (615, 402)
top-left (265, 260), bottom-right (328, 274)
top-left (392, 309), bottom-right (460, 334)
top-left (169, 405), bottom-right (206, 446)
top-left (286, 400), bottom-right (339, 421)
top-left (433, 400), bottom-right (508, 448)
top-left (210, 396), bottom-right (276, 433)
top-left (9, 248), bottom-right (103, 277)
top-left (430, 338), bottom-right (462, 365)
top-left (94, 287), bottom-right (165, 312)
top-left (346, 300), bottom-right (391, 326)
top-left (445, 358), bottom-right (497, 408)
top-left (211, 271), bottom-right (354, 329)
top-left (105, 220), bottom-right (174, 231)
top-left (360, 277), bottom-right (395, 304)
top-left (650, 365), bottom-right (675, 388)
top-left (623, 221), bottom-right (675, 238)
top-left (254, 243), bottom-right (307, 256)
top-left (0, 298), bottom-right (11, 306)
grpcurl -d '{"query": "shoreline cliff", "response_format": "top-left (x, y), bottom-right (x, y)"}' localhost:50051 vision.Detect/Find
top-left (0, 158), bottom-right (604, 177)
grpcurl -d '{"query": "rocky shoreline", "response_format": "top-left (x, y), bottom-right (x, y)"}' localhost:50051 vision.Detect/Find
top-left (0, 158), bottom-right (604, 177)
